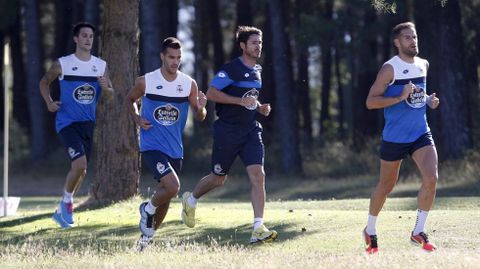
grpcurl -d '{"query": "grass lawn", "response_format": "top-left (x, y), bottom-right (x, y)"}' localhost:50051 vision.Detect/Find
top-left (1, 196), bottom-right (479, 268)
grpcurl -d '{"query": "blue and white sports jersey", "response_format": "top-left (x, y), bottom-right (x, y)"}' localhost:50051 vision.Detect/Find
top-left (210, 57), bottom-right (262, 127)
top-left (140, 69), bottom-right (193, 158)
top-left (382, 55), bottom-right (430, 143)
top-left (56, 54), bottom-right (106, 133)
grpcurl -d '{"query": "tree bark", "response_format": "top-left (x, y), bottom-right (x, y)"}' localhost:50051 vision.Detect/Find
top-left (415, 0), bottom-right (472, 159)
top-left (89, 0), bottom-right (140, 204)
top-left (24, 0), bottom-right (49, 161)
top-left (268, 0), bottom-right (303, 174)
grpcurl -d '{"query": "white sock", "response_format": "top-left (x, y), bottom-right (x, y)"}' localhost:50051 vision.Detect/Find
top-left (188, 194), bottom-right (198, 208)
top-left (366, 214), bottom-right (377, 235)
top-left (413, 209), bottom-right (429, 235)
top-left (253, 218), bottom-right (263, 230)
top-left (63, 191), bottom-right (73, 203)
top-left (145, 201), bottom-right (157, 215)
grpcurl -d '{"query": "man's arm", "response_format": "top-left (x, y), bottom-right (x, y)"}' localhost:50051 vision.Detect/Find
top-left (98, 65), bottom-right (114, 101)
top-left (188, 80), bottom-right (207, 122)
top-left (365, 64), bottom-right (414, 110)
top-left (206, 86), bottom-right (257, 108)
top-left (39, 59), bottom-right (62, 112)
top-left (124, 76), bottom-right (151, 130)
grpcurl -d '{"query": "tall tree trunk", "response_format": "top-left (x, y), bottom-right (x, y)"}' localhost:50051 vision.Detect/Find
top-left (158, 0), bottom-right (178, 41)
top-left (193, 0), bottom-right (213, 127)
top-left (230, 0), bottom-right (252, 59)
top-left (268, 0), bottom-right (302, 174)
top-left (334, 47), bottom-right (345, 138)
top-left (9, 14), bottom-right (29, 131)
top-left (319, 0), bottom-right (333, 135)
top-left (352, 8), bottom-right (380, 148)
top-left (54, 0), bottom-right (77, 59)
top-left (89, 0), bottom-right (140, 204)
top-left (139, 0), bottom-right (161, 73)
top-left (294, 0), bottom-right (312, 140)
top-left (24, 0), bottom-right (48, 161)
top-left (84, 0), bottom-right (100, 55)
top-left (415, 0), bottom-right (472, 159)
top-left (210, 0), bottom-right (224, 71)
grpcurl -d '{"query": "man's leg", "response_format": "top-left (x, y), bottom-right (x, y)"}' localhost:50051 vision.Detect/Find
top-left (410, 145), bottom-right (438, 251)
top-left (181, 173), bottom-right (227, 228)
top-left (246, 164), bottom-right (265, 220)
top-left (52, 155), bottom-right (87, 228)
top-left (364, 159), bottom-right (401, 252)
top-left (246, 164), bottom-right (277, 243)
top-left (140, 172), bottom-right (180, 237)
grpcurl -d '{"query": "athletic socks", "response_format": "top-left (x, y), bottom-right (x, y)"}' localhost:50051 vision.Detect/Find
top-left (63, 191), bottom-right (73, 203)
top-left (145, 201), bottom-right (157, 215)
top-left (413, 209), bottom-right (429, 235)
top-left (253, 218), bottom-right (264, 230)
top-left (188, 194), bottom-right (198, 208)
top-left (366, 214), bottom-right (377, 235)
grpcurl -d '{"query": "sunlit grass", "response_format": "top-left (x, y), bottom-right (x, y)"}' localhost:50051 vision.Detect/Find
top-left (1, 196), bottom-right (479, 268)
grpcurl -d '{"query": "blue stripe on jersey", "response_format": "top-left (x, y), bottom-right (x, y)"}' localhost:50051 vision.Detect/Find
top-left (63, 75), bottom-right (98, 82)
top-left (146, 94), bottom-right (189, 103)
top-left (231, 80), bottom-right (262, 89)
top-left (392, 76), bottom-right (426, 86)
top-left (211, 72), bottom-right (234, 90)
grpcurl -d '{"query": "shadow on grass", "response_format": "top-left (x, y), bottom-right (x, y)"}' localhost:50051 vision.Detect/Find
top-left (1, 215), bottom-right (299, 251)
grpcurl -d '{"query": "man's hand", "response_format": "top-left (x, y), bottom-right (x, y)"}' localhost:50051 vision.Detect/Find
top-left (399, 81), bottom-right (415, 101)
top-left (47, 101), bottom-right (61, 112)
top-left (135, 116), bottom-right (152, 130)
top-left (98, 76), bottom-right (109, 90)
top-left (257, 103), bottom-right (271, 116)
top-left (427, 93), bottom-right (440, 109)
top-left (197, 90), bottom-right (207, 109)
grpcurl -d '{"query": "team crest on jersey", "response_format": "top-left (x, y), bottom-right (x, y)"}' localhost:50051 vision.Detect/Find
top-left (244, 73), bottom-right (250, 78)
top-left (153, 104), bottom-right (180, 125)
top-left (177, 85), bottom-right (183, 93)
top-left (72, 67), bottom-right (78, 71)
top-left (92, 65), bottom-right (98, 73)
top-left (406, 86), bottom-right (426, 108)
top-left (73, 83), bottom-right (96, 104)
top-left (156, 85), bottom-right (163, 89)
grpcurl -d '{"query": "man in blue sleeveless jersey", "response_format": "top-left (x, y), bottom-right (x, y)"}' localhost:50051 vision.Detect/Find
top-left (363, 22), bottom-right (440, 253)
top-left (181, 26), bottom-right (278, 244)
top-left (125, 37), bottom-right (207, 250)
top-left (39, 22), bottom-right (114, 229)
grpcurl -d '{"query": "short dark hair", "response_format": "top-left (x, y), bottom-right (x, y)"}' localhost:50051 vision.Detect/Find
top-left (161, 37), bottom-right (182, 53)
top-left (236, 26), bottom-right (262, 50)
top-left (73, 22), bottom-right (96, 36)
top-left (392, 22), bottom-right (415, 41)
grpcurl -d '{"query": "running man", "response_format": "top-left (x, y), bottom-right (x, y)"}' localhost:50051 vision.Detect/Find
top-left (125, 37), bottom-right (207, 250)
top-left (181, 26), bottom-right (277, 244)
top-left (364, 22), bottom-right (440, 253)
top-left (39, 22), bottom-right (114, 228)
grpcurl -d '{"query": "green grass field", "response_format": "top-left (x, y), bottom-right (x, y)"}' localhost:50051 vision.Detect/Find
top-left (1, 196), bottom-right (479, 269)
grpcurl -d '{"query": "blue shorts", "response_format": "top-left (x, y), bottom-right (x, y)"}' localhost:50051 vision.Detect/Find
top-left (211, 121), bottom-right (264, 176)
top-left (380, 132), bottom-right (435, 161)
top-left (142, 150), bottom-right (182, 181)
top-left (57, 121), bottom-right (95, 161)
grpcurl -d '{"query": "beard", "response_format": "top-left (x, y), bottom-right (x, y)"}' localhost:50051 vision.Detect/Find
top-left (403, 47), bottom-right (418, 57)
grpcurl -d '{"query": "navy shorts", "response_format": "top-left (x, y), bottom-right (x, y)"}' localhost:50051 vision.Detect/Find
top-left (57, 121), bottom-right (95, 161)
top-left (142, 150), bottom-right (182, 181)
top-left (380, 132), bottom-right (435, 161)
top-left (211, 121), bottom-right (264, 176)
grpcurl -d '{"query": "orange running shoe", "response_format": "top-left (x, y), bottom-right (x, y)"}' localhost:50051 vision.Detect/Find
top-left (411, 232), bottom-right (437, 251)
top-left (363, 227), bottom-right (378, 254)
